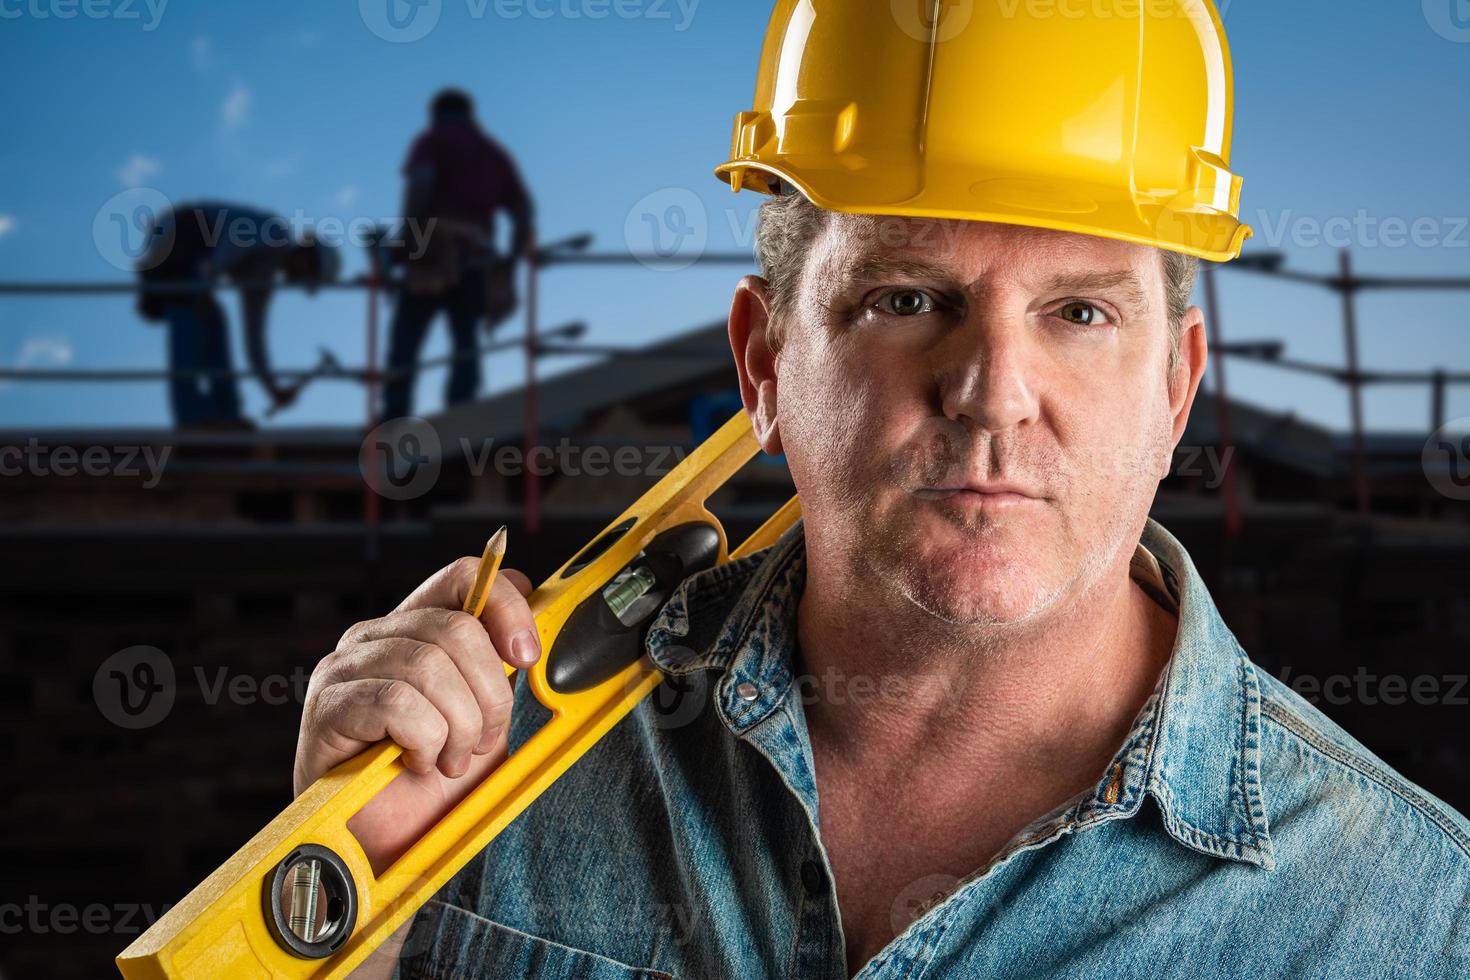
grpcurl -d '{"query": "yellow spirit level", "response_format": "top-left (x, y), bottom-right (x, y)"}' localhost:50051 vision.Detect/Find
top-left (116, 410), bottom-right (799, 978)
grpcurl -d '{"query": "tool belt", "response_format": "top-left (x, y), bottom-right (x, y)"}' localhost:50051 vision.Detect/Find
top-left (402, 217), bottom-right (484, 294)
top-left (481, 255), bottom-right (517, 328)
top-left (403, 217), bottom-right (518, 326)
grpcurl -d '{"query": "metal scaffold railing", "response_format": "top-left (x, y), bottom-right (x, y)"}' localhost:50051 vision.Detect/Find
top-left (3, 237), bottom-right (1469, 536)
top-left (0, 232), bottom-right (753, 540)
top-left (1201, 251), bottom-right (1470, 527)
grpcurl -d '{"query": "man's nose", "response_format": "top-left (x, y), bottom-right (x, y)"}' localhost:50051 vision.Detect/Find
top-left (935, 312), bottom-right (1040, 434)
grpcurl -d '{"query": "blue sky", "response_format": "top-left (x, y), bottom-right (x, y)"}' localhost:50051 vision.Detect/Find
top-left (1, 0), bottom-right (1467, 433)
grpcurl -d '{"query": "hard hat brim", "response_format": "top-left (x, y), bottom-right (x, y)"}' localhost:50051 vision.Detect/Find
top-left (715, 160), bottom-right (1253, 264)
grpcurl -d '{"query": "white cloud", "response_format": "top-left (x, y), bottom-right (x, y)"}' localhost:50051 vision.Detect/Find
top-left (0, 215), bottom-right (14, 240)
top-left (117, 154), bottom-right (161, 188)
top-left (0, 335), bottom-right (74, 391)
top-left (221, 80), bottom-right (251, 131)
top-left (191, 35), bottom-right (212, 72)
top-left (336, 185), bottom-right (359, 208)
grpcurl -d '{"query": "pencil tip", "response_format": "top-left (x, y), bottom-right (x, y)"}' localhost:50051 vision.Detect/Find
top-left (489, 525), bottom-right (508, 554)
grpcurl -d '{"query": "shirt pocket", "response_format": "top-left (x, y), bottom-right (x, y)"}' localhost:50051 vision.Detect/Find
top-left (396, 899), bottom-right (675, 980)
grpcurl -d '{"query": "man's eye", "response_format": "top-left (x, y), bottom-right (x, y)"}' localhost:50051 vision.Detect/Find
top-left (875, 289), bottom-right (938, 317)
top-left (1056, 301), bottom-right (1112, 327)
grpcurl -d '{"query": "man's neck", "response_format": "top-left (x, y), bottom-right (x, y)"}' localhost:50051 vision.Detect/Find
top-left (797, 533), bottom-right (1177, 798)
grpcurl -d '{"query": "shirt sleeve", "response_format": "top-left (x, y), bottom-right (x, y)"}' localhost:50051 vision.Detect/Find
top-left (488, 140), bottom-right (530, 207)
top-left (209, 206), bottom-right (290, 280)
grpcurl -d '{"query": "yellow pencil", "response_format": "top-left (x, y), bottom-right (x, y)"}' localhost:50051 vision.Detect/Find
top-left (463, 525), bottom-right (508, 619)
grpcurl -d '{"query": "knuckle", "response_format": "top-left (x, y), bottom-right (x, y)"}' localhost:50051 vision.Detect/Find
top-left (374, 678), bottom-right (415, 711)
top-left (483, 692), bottom-right (514, 728)
top-left (447, 703), bottom-right (484, 743)
top-left (312, 648), bottom-right (346, 684)
top-left (445, 610), bottom-right (488, 650)
top-left (484, 676), bottom-right (515, 713)
top-left (303, 655), bottom-right (353, 717)
top-left (485, 586), bottom-right (530, 621)
top-left (448, 555), bottom-right (481, 584)
top-left (401, 640), bottom-right (446, 683)
top-left (338, 616), bottom-right (379, 648)
top-left (300, 681), bottom-right (326, 721)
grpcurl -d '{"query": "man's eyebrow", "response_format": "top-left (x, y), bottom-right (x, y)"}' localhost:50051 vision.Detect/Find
top-left (1036, 270), bottom-right (1153, 313)
top-left (832, 254), bottom-right (960, 291)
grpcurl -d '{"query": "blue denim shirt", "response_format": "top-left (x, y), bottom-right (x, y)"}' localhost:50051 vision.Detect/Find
top-left (395, 516), bottom-right (1470, 979)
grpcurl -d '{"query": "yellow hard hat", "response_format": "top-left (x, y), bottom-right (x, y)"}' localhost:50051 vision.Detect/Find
top-left (715, 0), bottom-right (1252, 262)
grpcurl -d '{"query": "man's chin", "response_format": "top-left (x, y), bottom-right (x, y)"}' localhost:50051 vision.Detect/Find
top-left (879, 534), bottom-right (1051, 626)
top-left (898, 569), bottom-right (1054, 626)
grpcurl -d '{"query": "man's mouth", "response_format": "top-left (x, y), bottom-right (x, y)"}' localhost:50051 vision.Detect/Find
top-left (911, 484), bottom-right (1040, 511)
top-left (913, 483), bottom-right (1043, 512)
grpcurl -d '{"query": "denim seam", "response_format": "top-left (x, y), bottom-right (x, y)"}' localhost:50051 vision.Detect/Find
top-left (714, 544), bottom-right (804, 732)
top-left (648, 528), bottom-right (802, 674)
top-left (871, 795), bottom-right (1166, 980)
top-left (889, 811), bottom-right (1125, 974)
top-left (1146, 778), bottom-right (1270, 865)
top-left (784, 882), bottom-right (808, 980)
top-left (1259, 697), bottom-right (1470, 860)
top-left (734, 700), bottom-right (837, 978)
top-left (1234, 653), bottom-right (1274, 862)
top-left (1138, 630), bottom-right (1272, 865)
top-left (862, 864), bottom-right (987, 978)
top-left (717, 658), bottom-right (797, 734)
top-left (407, 899), bottom-right (671, 975)
top-left (1080, 686), bottom-right (1162, 820)
top-left (898, 917), bottom-right (953, 980)
top-left (647, 567), bottom-right (761, 672)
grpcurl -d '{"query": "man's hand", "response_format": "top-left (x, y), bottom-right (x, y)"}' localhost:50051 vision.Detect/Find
top-left (265, 381), bottom-right (302, 416)
top-left (294, 557), bottom-right (541, 876)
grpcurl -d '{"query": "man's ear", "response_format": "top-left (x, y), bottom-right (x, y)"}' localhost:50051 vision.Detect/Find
top-left (1164, 305), bottom-right (1209, 478)
top-left (727, 275), bottom-right (783, 456)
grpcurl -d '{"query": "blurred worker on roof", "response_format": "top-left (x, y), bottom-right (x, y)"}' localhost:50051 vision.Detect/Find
top-left (381, 88), bottom-right (534, 421)
top-left (135, 201), bottom-right (339, 429)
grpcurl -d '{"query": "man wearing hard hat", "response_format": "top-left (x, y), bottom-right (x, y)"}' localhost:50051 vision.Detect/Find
top-left (299, 2), bottom-right (1469, 976)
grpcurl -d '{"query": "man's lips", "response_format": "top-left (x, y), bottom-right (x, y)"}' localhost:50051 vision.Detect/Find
top-left (913, 481), bottom-right (1045, 510)
top-left (922, 479), bottom-right (1042, 498)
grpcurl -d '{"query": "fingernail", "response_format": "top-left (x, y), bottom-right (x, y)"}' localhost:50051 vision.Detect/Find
top-left (510, 629), bottom-right (540, 666)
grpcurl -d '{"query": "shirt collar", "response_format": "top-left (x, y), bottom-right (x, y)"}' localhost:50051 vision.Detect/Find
top-left (1121, 518), bottom-right (1276, 869)
top-left (645, 514), bottom-right (1275, 870)
top-left (645, 517), bottom-right (808, 732)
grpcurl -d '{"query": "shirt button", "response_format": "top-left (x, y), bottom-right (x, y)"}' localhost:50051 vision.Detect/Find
top-left (801, 859), bottom-right (825, 897)
top-left (735, 682), bottom-right (759, 702)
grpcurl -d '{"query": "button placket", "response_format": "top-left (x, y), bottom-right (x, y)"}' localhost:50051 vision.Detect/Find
top-left (800, 858), bottom-right (825, 898)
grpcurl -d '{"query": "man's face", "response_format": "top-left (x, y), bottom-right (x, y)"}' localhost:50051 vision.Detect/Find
top-left (761, 215), bottom-right (1201, 627)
